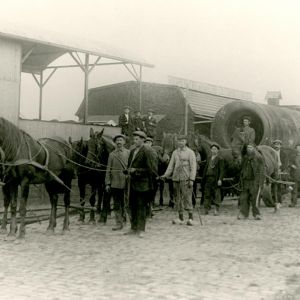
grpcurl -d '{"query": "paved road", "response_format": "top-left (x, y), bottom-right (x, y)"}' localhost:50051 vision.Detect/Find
top-left (0, 198), bottom-right (299, 300)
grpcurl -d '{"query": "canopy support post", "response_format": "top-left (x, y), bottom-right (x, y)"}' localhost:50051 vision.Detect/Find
top-left (139, 65), bottom-right (143, 112)
top-left (84, 54), bottom-right (89, 124)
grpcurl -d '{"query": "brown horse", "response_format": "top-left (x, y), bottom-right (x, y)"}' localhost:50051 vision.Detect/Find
top-left (0, 117), bottom-right (74, 239)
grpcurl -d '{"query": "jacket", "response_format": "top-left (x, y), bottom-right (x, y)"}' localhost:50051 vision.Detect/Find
top-left (118, 113), bottom-right (134, 136)
top-left (164, 147), bottom-right (197, 182)
top-left (105, 148), bottom-right (130, 189)
top-left (203, 155), bottom-right (224, 185)
top-left (144, 116), bottom-right (157, 138)
top-left (232, 126), bottom-right (255, 148)
top-left (127, 144), bottom-right (158, 192)
top-left (241, 150), bottom-right (266, 187)
top-left (132, 116), bottom-right (145, 131)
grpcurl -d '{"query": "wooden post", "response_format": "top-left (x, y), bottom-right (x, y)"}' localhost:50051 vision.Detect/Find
top-left (139, 65), bottom-right (143, 112)
top-left (84, 54), bottom-right (89, 124)
top-left (38, 71), bottom-right (43, 120)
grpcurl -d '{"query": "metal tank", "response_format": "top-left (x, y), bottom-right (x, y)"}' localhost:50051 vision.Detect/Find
top-left (211, 101), bottom-right (300, 148)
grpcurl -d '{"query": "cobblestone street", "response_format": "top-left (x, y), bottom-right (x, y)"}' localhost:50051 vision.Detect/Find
top-left (0, 199), bottom-right (299, 299)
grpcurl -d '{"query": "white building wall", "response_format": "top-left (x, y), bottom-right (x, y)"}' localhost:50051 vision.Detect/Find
top-left (0, 38), bottom-right (21, 125)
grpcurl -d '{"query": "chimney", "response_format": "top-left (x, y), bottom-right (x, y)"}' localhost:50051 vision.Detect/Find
top-left (265, 91), bottom-right (282, 106)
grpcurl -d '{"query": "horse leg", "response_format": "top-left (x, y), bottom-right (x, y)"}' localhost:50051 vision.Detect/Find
top-left (168, 180), bottom-right (175, 208)
top-left (159, 180), bottom-right (164, 206)
top-left (77, 182), bottom-right (86, 224)
top-left (62, 189), bottom-right (71, 232)
top-left (88, 186), bottom-right (96, 224)
top-left (7, 185), bottom-right (18, 239)
top-left (18, 179), bottom-right (30, 239)
top-left (46, 193), bottom-right (58, 233)
top-left (0, 184), bottom-right (11, 234)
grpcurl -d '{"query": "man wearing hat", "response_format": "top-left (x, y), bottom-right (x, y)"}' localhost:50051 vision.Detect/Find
top-left (231, 116), bottom-right (256, 150)
top-left (105, 134), bottom-right (130, 230)
top-left (144, 109), bottom-right (157, 139)
top-left (124, 131), bottom-right (158, 237)
top-left (238, 143), bottom-right (265, 220)
top-left (162, 135), bottom-right (197, 225)
top-left (202, 143), bottom-right (224, 216)
top-left (272, 139), bottom-right (288, 206)
top-left (132, 110), bottom-right (145, 132)
top-left (118, 106), bottom-right (134, 136)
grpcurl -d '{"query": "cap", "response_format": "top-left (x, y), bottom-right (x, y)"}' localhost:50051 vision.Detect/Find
top-left (124, 105), bottom-right (131, 110)
top-left (148, 108), bottom-right (155, 113)
top-left (247, 142), bottom-right (256, 147)
top-left (177, 135), bottom-right (188, 140)
top-left (272, 139), bottom-right (282, 145)
top-left (210, 143), bottom-right (220, 150)
top-left (133, 131), bottom-right (147, 139)
top-left (113, 134), bottom-right (126, 142)
top-left (145, 137), bottom-right (153, 143)
top-left (242, 115), bottom-right (252, 122)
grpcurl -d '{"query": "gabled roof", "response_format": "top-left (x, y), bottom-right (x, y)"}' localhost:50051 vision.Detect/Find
top-left (0, 22), bottom-right (154, 73)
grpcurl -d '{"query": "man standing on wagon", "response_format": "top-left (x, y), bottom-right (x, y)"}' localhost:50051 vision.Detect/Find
top-left (162, 135), bottom-right (197, 226)
top-left (144, 108), bottom-right (157, 139)
top-left (105, 134), bottom-right (130, 231)
top-left (124, 131), bottom-right (158, 238)
top-left (118, 106), bottom-right (134, 137)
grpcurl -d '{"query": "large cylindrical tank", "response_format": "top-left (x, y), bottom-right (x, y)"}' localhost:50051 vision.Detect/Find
top-left (211, 101), bottom-right (300, 148)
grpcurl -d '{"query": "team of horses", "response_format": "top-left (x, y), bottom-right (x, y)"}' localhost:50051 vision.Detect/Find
top-left (0, 117), bottom-right (282, 240)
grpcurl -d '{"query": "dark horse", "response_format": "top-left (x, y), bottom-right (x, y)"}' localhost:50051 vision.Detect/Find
top-left (72, 128), bottom-right (115, 224)
top-left (0, 117), bottom-right (74, 239)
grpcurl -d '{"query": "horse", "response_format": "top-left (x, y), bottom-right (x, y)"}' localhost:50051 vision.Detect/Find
top-left (83, 128), bottom-right (115, 223)
top-left (0, 117), bottom-right (74, 239)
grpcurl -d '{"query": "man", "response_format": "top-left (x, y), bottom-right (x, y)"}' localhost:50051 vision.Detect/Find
top-left (272, 139), bottom-right (288, 205)
top-left (118, 106), bottom-right (134, 136)
top-left (144, 137), bottom-right (158, 218)
top-left (231, 116), bottom-right (256, 150)
top-left (144, 109), bottom-right (157, 139)
top-left (202, 143), bottom-right (224, 216)
top-left (132, 110), bottom-right (145, 132)
top-left (238, 143), bottom-right (265, 220)
top-left (105, 134), bottom-right (130, 230)
top-left (124, 131), bottom-right (158, 238)
top-left (162, 135), bottom-right (197, 226)
top-left (289, 144), bottom-right (300, 207)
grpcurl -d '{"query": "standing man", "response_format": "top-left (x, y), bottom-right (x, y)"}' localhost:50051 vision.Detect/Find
top-left (238, 143), bottom-right (265, 220)
top-left (272, 139), bottom-right (288, 206)
top-left (118, 106), bottom-right (134, 136)
top-left (105, 134), bottom-right (130, 231)
top-left (125, 131), bottom-right (158, 238)
top-left (231, 116), bottom-right (256, 151)
top-left (144, 109), bottom-right (157, 139)
top-left (132, 110), bottom-right (145, 132)
top-left (162, 135), bottom-right (197, 226)
top-left (202, 143), bottom-right (224, 216)
top-left (289, 144), bottom-right (300, 207)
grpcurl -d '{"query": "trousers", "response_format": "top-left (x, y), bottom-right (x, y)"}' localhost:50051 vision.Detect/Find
top-left (111, 188), bottom-right (125, 226)
top-left (173, 181), bottom-right (193, 214)
top-left (129, 189), bottom-right (147, 232)
top-left (240, 180), bottom-right (261, 217)
top-left (203, 177), bottom-right (222, 210)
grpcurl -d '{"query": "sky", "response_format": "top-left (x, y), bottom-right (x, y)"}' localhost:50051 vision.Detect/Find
top-left (1, 0), bottom-right (300, 120)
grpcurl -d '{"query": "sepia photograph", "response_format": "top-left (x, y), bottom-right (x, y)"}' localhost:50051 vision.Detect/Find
top-left (0, 0), bottom-right (299, 299)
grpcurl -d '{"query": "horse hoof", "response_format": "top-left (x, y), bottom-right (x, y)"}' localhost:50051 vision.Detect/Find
top-left (4, 234), bottom-right (16, 242)
top-left (61, 229), bottom-right (70, 235)
top-left (45, 228), bottom-right (55, 235)
top-left (88, 219), bottom-right (96, 225)
top-left (76, 220), bottom-right (85, 225)
top-left (0, 228), bottom-right (7, 235)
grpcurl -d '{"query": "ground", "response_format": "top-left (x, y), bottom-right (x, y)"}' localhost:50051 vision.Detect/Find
top-left (0, 196), bottom-right (300, 300)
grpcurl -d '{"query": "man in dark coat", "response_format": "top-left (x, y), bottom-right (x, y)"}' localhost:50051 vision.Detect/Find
top-left (132, 110), bottom-right (145, 132)
top-left (118, 106), bottom-right (134, 136)
top-left (238, 143), bottom-right (266, 220)
top-left (289, 144), bottom-right (300, 207)
top-left (124, 131), bottom-right (158, 238)
top-left (202, 143), bottom-right (224, 216)
top-left (144, 109), bottom-right (157, 139)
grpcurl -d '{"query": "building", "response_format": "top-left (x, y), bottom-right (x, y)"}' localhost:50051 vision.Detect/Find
top-left (75, 80), bottom-right (252, 141)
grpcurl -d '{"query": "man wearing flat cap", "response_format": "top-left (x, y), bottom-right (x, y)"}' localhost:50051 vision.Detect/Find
top-left (202, 143), bottom-right (224, 216)
top-left (144, 109), bottom-right (157, 139)
top-left (118, 106), bottom-right (134, 136)
top-left (124, 131), bottom-right (158, 238)
top-left (272, 139), bottom-right (288, 207)
top-left (162, 135), bottom-right (197, 226)
top-left (105, 134), bottom-right (130, 230)
top-left (238, 143), bottom-right (265, 220)
top-left (231, 116), bottom-right (256, 151)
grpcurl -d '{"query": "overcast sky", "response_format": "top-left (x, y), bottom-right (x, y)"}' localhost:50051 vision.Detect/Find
top-left (1, 0), bottom-right (300, 120)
